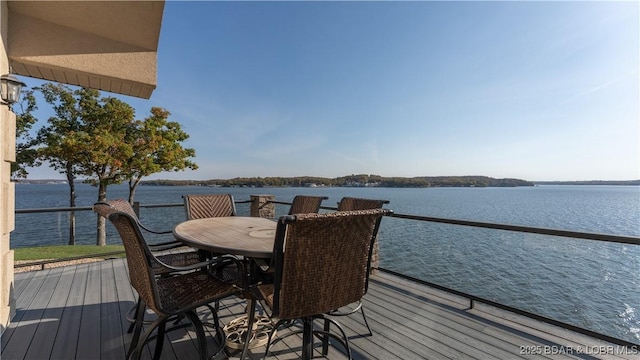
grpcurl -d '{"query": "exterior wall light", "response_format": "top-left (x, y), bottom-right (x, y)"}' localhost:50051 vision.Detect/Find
top-left (0, 74), bottom-right (26, 105)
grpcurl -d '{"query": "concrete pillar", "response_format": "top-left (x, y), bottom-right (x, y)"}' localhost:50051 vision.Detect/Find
top-left (250, 195), bottom-right (275, 218)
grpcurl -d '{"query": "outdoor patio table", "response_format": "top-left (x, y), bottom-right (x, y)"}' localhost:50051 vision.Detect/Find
top-left (173, 216), bottom-right (277, 358)
top-left (173, 216), bottom-right (276, 258)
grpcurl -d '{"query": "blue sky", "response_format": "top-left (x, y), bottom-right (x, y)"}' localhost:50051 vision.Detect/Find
top-left (22, 1), bottom-right (639, 181)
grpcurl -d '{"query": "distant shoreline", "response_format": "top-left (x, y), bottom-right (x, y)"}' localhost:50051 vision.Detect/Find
top-left (533, 180), bottom-right (640, 186)
top-left (13, 177), bottom-right (640, 187)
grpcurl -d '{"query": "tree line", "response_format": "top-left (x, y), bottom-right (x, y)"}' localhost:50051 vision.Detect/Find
top-left (13, 84), bottom-right (197, 245)
top-left (143, 174), bottom-right (534, 188)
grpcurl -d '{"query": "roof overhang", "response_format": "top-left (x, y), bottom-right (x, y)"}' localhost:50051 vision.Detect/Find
top-left (6, 1), bottom-right (164, 99)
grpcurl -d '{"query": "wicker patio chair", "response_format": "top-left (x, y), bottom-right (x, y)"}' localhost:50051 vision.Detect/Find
top-left (182, 193), bottom-right (243, 292)
top-left (332, 197), bottom-right (390, 337)
top-left (337, 196), bottom-right (390, 212)
top-left (253, 209), bottom-right (391, 360)
top-left (251, 195), bottom-right (329, 285)
top-left (96, 199), bottom-right (206, 333)
top-left (93, 203), bottom-right (241, 360)
top-left (183, 193), bottom-right (237, 220)
top-left (287, 195), bottom-right (328, 215)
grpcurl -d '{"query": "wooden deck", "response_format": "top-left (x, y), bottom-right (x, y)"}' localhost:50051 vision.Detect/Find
top-left (2, 259), bottom-right (637, 360)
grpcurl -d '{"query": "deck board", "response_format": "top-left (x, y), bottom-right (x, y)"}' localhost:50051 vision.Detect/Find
top-left (2, 268), bottom-right (61, 360)
top-left (100, 260), bottom-right (127, 360)
top-left (50, 263), bottom-right (88, 359)
top-left (369, 279), bottom-right (527, 359)
top-left (76, 261), bottom-right (103, 360)
top-left (112, 258), bottom-right (137, 357)
top-left (3, 259), bottom-right (637, 360)
top-left (1, 269), bottom-right (40, 350)
top-left (11, 268), bottom-right (34, 300)
top-left (24, 265), bottom-right (74, 360)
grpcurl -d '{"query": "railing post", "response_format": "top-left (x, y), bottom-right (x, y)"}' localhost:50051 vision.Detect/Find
top-left (370, 238), bottom-right (380, 274)
top-left (250, 195), bottom-right (275, 218)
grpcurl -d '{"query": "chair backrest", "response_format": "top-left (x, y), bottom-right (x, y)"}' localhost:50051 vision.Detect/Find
top-left (183, 194), bottom-right (236, 220)
top-left (270, 208), bottom-right (391, 319)
top-left (101, 198), bottom-right (138, 218)
top-left (287, 195), bottom-right (328, 215)
top-left (93, 203), bottom-right (165, 314)
top-left (337, 197), bottom-right (390, 211)
top-left (95, 199), bottom-right (161, 234)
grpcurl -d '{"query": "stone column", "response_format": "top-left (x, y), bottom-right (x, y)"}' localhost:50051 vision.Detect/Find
top-left (0, 107), bottom-right (15, 334)
top-left (250, 195), bottom-right (275, 218)
top-left (0, 1), bottom-right (16, 334)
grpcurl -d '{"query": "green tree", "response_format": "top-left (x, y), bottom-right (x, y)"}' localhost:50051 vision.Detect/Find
top-left (79, 96), bottom-right (135, 246)
top-left (11, 89), bottom-right (39, 178)
top-left (123, 107), bottom-right (197, 203)
top-left (37, 84), bottom-right (135, 246)
top-left (37, 83), bottom-right (88, 245)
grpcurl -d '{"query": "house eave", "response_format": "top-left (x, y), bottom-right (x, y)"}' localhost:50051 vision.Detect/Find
top-left (6, 1), bottom-right (164, 99)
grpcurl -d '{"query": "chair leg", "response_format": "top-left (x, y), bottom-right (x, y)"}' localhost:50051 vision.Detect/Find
top-left (301, 317), bottom-right (314, 360)
top-left (127, 299), bottom-right (146, 359)
top-left (263, 318), bottom-right (315, 360)
top-left (129, 297), bottom-right (160, 331)
top-left (326, 316), bottom-right (353, 360)
top-left (322, 318), bottom-right (330, 356)
top-left (151, 321), bottom-right (167, 360)
top-left (315, 316), bottom-right (353, 360)
top-left (263, 318), bottom-right (295, 359)
top-left (240, 300), bottom-right (257, 360)
top-left (130, 317), bottom-right (165, 360)
top-left (360, 303), bottom-right (373, 336)
top-left (185, 310), bottom-right (209, 360)
top-left (265, 316), bottom-right (353, 360)
top-left (129, 309), bottom-right (214, 360)
top-left (208, 304), bottom-right (224, 346)
top-left (127, 298), bottom-right (142, 334)
top-left (327, 300), bottom-right (372, 336)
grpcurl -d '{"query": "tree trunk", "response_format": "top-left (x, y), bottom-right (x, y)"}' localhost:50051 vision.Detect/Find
top-left (66, 165), bottom-right (76, 245)
top-left (96, 182), bottom-right (108, 246)
top-left (128, 178), bottom-right (140, 204)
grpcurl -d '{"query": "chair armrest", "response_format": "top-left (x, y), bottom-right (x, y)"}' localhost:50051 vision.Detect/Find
top-left (149, 240), bottom-right (187, 251)
top-left (138, 222), bottom-right (173, 235)
top-left (154, 254), bottom-right (239, 274)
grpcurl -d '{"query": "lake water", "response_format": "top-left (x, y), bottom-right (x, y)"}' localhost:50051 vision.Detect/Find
top-left (12, 183), bottom-right (640, 344)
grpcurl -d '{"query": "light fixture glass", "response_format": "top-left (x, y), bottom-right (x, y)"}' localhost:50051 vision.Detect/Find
top-left (1, 74), bottom-right (26, 105)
